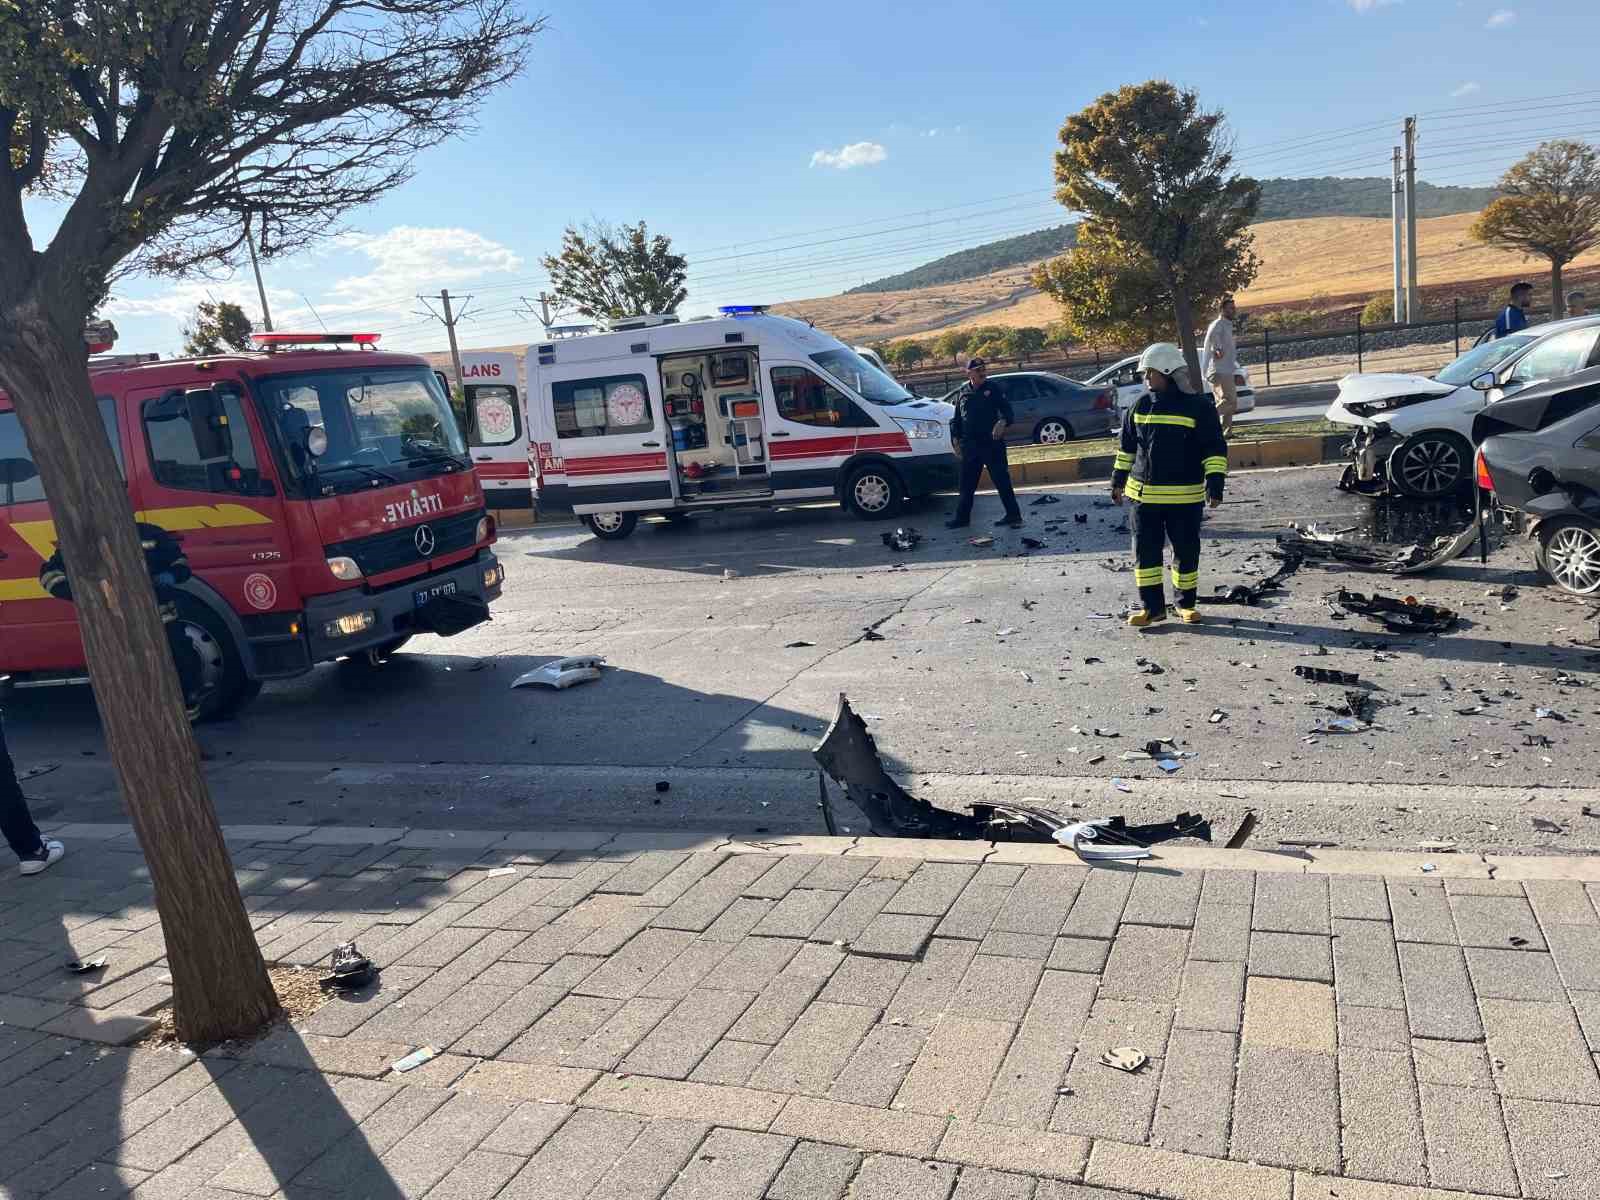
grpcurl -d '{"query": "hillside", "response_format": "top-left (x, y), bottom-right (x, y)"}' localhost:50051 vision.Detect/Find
top-left (846, 225), bottom-right (1077, 295)
top-left (1255, 176), bottom-right (1497, 222)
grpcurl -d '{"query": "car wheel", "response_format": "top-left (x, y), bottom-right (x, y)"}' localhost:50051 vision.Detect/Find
top-left (843, 463), bottom-right (904, 520)
top-left (583, 512), bottom-right (638, 540)
top-left (169, 597), bottom-right (255, 723)
top-left (1389, 432), bottom-right (1470, 499)
top-left (1536, 519), bottom-right (1600, 595)
top-left (1035, 419), bottom-right (1073, 445)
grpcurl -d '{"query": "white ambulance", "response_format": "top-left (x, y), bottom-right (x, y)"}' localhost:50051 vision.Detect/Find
top-left (456, 350), bottom-right (529, 516)
top-left (476, 308), bottom-right (959, 540)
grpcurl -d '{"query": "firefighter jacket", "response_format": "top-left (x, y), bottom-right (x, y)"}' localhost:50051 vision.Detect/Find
top-left (40, 524), bottom-right (192, 622)
top-left (1110, 384), bottom-right (1229, 505)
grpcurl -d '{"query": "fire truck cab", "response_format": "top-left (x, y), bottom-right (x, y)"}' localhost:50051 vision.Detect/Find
top-left (0, 333), bottom-right (504, 720)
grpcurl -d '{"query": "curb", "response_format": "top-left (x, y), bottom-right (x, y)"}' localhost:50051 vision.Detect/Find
top-left (43, 821), bottom-right (1600, 882)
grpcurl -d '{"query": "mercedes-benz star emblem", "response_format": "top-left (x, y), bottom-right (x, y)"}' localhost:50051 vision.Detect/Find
top-left (414, 525), bottom-right (436, 556)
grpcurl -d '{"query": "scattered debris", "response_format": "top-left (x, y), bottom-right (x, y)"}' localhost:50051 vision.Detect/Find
top-left (881, 527), bottom-right (922, 552)
top-left (1074, 513), bottom-right (1089, 524)
top-left (1135, 658), bottom-right (1164, 675)
top-left (1313, 717), bottom-right (1366, 735)
top-left (1295, 665), bottom-right (1362, 686)
top-left (1276, 521), bottom-right (1478, 575)
top-left (1335, 692), bottom-right (1373, 722)
top-left (1331, 589), bottom-right (1458, 635)
top-left (785, 640), bottom-right (816, 648)
top-left (1021, 537), bottom-right (1046, 550)
top-left (1535, 707), bottom-right (1565, 722)
top-left (1524, 734), bottom-right (1553, 748)
top-left (486, 866), bottom-right (517, 878)
top-left (997, 627), bottom-right (1018, 637)
top-left (1208, 709), bottom-right (1227, 724)
top-left (655, 780), bottom-right (671, 793)
top-left (391, 1047), bottom-right (439, 1073)
top-left (1509, 936), bottom-right (1528, 947)
top-left (859, 627), bottom-right (886, 642)
top-left (1156, 759), bottom-right (1182, 773)
top-left (1201, 553), bottom-right (1303, 606)
top-left (1280, 838), bottom-right (1339, 849)
top-left (1532, 818), bottom-right (1565, 834)
top-left (969, 536), bottom-right (995, 548)
top-left (1417, 841), bottom-right (1457, 853)
top-left (19, 762), bottom-right (60, 782)
top-left (1420, 863), bottom-right (1437, 873)
top-left (319, 941), bottom-right (376, 991)
top-left (1099, 1047), bottom-right (1149, 1073)
top-left (1030, 494), bottom-right (1062, 506)
top-left (65, 957), bottom-right (109, 974)
top-left (1224, 811), bottom-right (1259, 849)
top-left (511, 656), bottom-right (605, 690)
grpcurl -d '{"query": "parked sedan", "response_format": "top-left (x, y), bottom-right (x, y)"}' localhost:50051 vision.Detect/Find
top-left (1083, 354), bottom-right (1257, 421)
top-left (937, 371), bottom-right (1115, 444)
top-left (1475, 365), bottom-right (1600, 595)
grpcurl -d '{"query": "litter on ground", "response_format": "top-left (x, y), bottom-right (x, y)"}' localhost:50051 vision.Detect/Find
top-left (511, 656), bottom-right (606, 690)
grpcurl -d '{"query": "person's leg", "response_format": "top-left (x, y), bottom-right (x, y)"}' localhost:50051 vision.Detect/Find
top-left (0, 714), bottom-right (45, 861)
top-left (1168, 504), bottom-right (1204, 620)
top-left (1211, 376), bottom-right (1239, 436)
top-left (985, 443), bottom-right (1022, 523)
top-left (1131, 502), bottom-right (1169, 621)
top-left (948, 453), bottom-right (982, 526)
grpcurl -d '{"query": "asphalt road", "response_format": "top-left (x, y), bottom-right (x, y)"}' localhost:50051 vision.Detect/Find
top-left (12, 463), bottom-right (1600, 855)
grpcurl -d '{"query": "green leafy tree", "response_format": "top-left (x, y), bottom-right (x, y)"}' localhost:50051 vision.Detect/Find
top-left (1361, 294), bottom-right (1395, 326)
top-left (1471, 140), bottom-right (1600, 317)
top-left (888, 340), bottom-right (927, 370)
top-left (933, 329), bottom-right (972, 364)
top-left (181, 301), bottom-right (254, 356)
top-left (1013, 327), bottom-right (1048, 360)
top-left (1043, 320), bottom-right (1076, 352)
top-left (542, 221), bottom-right (688, 320)
top-left (1050, 81), bottom-right (1261, 383)
top-left (0, 0), bottom-right (541, 1044)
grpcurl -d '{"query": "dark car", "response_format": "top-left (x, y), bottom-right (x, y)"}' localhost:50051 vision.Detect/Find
top-left (943, 371), bottom-right (1115, 445)
top-left (1475, 366), bottom-right (1600, 595)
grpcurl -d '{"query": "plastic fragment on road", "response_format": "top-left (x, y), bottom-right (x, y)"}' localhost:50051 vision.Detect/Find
top-left (1420, 863), bottom-right (1437, 873)
top-left (65, 957), bottom-right (108, 974)
top-left (1314, 718), bottom-right (1366, 735)
top-left (320, 941), bottom-right (377, 991)
top-left (785, 640), bottom-right (816, 648)
top-left (969, 536), bottom-right (995, 548)
top-left (1331, 589), bottom-right (1458, 635)
top-left (1536, 707), bottom-right (1565, 721)
top-left (1099, 1047), bottom-right (1148, 1072)
top-left (1156, 759), bottom-right (1181, 773)
top-left (511, 656), bottom-right (605, 690)
top-left (881, 527), bottom-right (922, 552)
top-left (1295, 665), bottom-right (1362, 686)
top-left (391, 1047), bottom-right (439, 1073)
top-left (1532, 818), bottom-right (1564, 834)
top-left (486, 866), bottom-right (517, 877)
top-left (1030, 494), bottom-right (1061, 506)
top-left (1021, 536), bottom-right (1046, 550)
top-left (1209, 709), bottom-right (1227, 723)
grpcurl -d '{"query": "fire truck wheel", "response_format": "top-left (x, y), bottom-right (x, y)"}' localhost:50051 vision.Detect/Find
top-left (171, 597), bottom-right (255, 723)
top-left (843, 463), bottom-right (904, 520)
top-left (583, 512), bottom-right (638, 540)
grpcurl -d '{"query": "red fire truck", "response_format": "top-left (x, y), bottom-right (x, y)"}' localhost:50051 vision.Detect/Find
top-left (0, 332), bottom-right (503, 720)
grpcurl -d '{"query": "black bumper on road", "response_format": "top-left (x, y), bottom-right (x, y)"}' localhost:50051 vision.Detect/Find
top-left (304, 549), bottom-right (502, 663)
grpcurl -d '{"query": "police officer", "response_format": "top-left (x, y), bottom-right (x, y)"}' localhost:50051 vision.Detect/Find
top-left (946, 357), bottom-right (1023, 529)
top-left (1110, 343), bottom-right (1229, 628)
top-left (39, 525), bottom-right (205, 706)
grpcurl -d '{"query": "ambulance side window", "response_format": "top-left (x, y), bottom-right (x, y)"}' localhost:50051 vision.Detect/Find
top-left (467, 385), bottom-right (520, 446)
top-left (552, 374), bottom-right (652, 438)
top-left (0, 399), bottom-right (121, 506)
top-left (771, 367), bottom-right (873, 428)
top-left (142, 390), bottom-right (260, 494)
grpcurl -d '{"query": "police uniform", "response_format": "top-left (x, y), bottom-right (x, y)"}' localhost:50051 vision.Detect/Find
top-left (948, 366), bottom-right (1022, 527)
top-left (1111, 383), bottom-right (1228, 619)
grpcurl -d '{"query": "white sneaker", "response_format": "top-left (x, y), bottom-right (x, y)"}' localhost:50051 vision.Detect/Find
top-left (19, 839), bottom-right (64, 876)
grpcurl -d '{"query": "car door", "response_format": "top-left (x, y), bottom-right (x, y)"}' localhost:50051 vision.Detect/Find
top-left (767, 362), bottom-right (884, 496)
top-left (130, 380), bottom-right (295, 616)
top-left (995, 377), bottom-right (1039, 443)
top-left (540, 362), bottom-right (676, 514)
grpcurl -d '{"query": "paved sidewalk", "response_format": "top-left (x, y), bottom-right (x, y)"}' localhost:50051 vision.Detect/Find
top-left (5, 825), bottom-right (1600, 1200)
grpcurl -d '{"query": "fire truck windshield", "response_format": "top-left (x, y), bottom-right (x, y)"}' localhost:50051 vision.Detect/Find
top-left (256, 366), bottom-right (468, 492)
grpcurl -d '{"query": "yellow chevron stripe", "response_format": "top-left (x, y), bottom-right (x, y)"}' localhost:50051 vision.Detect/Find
top-left (1134, 413), bottom-right (1196, 429)
top-left (10, 504), bottom-right (272, 561)
top-left (0, 579), bottom-right (49, 601)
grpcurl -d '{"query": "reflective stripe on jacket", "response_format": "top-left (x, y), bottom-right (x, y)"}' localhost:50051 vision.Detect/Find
top-left (1111, 386), bottom-right (1229, 505)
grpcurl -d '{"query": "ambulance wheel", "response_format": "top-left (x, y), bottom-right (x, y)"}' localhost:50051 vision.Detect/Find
top-left (170, 597), bottom-right (254, 723)
top-left (843, 463), bottom-right (904, 520)
top-left (584, 512), bottom-right (638, 540)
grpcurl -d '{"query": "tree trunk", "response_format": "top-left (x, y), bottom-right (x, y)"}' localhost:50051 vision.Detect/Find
top-left (1550, 259), bottom-right (1566, 320)
top-left (0, 307), bottom-right (279, 1045)
top-left (1168, 284), bottom-right (1204, 391)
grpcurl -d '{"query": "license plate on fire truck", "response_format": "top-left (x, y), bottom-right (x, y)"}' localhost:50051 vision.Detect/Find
top-left (414, 581), bottom-right (457, 608)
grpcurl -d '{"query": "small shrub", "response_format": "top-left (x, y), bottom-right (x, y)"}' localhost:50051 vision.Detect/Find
top-left (1361, 294), bottom-right (1394, 325)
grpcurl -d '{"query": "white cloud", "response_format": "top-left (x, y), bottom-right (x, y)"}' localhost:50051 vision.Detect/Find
top-left (1347, 0), bottom-right (1401, 11)
top-left (922, 128), bottom-right (940, 138)
top-left (325, 226), bottom-right (522, 310)
top-left (103, 279), bottom-right (302, 329)
top-left (1450, 81), bottom-right (1481, 97)
top-left (1485, 7), bottom-right (1515, 26)
top-left (809, 141), bottom-right (888, 170)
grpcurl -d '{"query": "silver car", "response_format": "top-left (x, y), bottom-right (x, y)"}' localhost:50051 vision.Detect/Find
top-left (940, 371), bottom-right (1117, 444)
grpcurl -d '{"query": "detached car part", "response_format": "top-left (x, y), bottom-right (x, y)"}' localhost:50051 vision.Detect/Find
top-left (511, 655), bottom-right (606, 690)
top-left (813, 694), bottom-right (1213, 860)
top-left (881, 527), bottom-right (922, 552)
top-left (1331, 589), bottom-right (1458, 634)
top-left (1200, 553), bottom-right (1302, 606)
top-left (1295, 665), bottom-right (1362, 686)
top-left (1275, 524), bottom-right (1474, 576)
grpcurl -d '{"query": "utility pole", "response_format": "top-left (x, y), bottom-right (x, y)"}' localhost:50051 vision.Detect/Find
top-left (1392, 146), bottom-right (1406, 323)
top-left (244, 213), bottom-right (273, 332)
top-left (417, 289), bottom-right (471, 391)
top-left (1403, 117), bottom-right (1420, 325)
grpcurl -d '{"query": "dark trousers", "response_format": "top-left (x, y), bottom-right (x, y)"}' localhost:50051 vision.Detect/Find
top-left (0, 714), bottom-right (43, 860)
top-left (1132, 501), bottom-right (1203, 615)
top-left (953, 442), bottom-right (1021, 524)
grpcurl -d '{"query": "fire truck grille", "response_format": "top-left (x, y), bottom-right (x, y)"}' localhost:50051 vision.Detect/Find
top-left (328, 509), bottom-right (483, 577)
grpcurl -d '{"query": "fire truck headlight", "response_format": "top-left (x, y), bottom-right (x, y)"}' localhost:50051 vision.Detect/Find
top-left (326, 556), bottom-right (362, 581)
top-left (483, 564), bottom-right (503, 589)
top-left (476, 516), bottom-right (492, 543)
top-left (323, 610), bottom-right (376, 639)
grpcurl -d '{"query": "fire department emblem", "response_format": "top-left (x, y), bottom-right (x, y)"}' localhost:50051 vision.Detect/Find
top-left (243, 573), bottom-right (277, 610)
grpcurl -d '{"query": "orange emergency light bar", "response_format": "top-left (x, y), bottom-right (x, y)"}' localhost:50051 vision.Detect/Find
top-left (250, 332), bottom-right (381, 349)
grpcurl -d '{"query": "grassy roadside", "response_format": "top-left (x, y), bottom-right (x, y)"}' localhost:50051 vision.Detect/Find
top-left (1007, 417), bottom-right (1340, 465)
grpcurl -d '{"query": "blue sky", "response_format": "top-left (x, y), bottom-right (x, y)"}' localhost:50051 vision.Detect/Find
top-left (44, 0), bottom-right (1598, 355)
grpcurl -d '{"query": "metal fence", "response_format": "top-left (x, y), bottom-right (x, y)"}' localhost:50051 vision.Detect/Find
top-left (900, 302), bottom-right (1555, 397)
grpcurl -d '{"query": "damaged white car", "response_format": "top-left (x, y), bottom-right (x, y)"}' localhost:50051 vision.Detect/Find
top-left (1327, 317), bottom-right (1600, 498)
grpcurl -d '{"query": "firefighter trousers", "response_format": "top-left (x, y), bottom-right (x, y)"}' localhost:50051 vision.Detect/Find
top-left (1131, 501), bottom-right (1203, 615)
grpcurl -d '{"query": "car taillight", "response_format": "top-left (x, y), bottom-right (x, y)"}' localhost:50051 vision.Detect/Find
top-left (1475, 448), bottom-right (1494, 492)
top-left (1094, 389), bottom-right (1113, 411)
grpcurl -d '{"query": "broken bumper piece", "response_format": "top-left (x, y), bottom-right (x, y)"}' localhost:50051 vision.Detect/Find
top-left (1331, 589), bottom-right (1458, 634)
top-left (511, 656), bottom-right (606, 689)
top-left (1275, 522), bottom-right (1476, 576)
top-left (813, 694), bottom-right (1213, 861)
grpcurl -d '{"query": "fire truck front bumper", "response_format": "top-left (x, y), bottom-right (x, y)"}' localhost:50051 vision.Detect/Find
top-left (304, 550), bottom-right (502, 663)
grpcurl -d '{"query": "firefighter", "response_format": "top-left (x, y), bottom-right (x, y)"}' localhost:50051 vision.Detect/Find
top-left (39, 525), bottom-right (205, 704)
top-left (1110, 343), bottom-right (1228, 628)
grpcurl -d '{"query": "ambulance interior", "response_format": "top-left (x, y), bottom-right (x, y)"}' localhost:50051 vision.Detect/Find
top-left (658, 349), bottom-right (771, 500)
